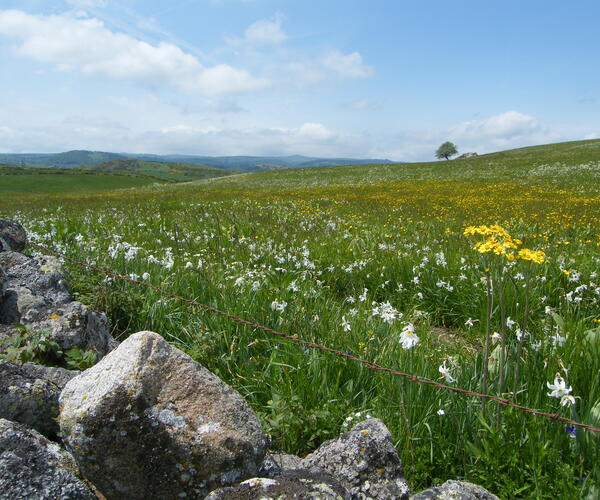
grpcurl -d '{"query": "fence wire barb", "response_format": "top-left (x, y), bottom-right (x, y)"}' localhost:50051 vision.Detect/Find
top-left (30, 242), bottom-right (600, 434)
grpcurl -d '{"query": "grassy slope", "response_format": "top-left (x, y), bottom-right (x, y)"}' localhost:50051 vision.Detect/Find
top-left (0, 165), bottom-right (169, 195)
top-left (188, 138), bottom-right (600, 191)
top-left (89, 158), bottom-right (236, 182)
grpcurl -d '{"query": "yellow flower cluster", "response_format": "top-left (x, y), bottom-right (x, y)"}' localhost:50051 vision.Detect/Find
top-left (463, 224), bottom-right (545, 264)
top-left (517, 248), bottom-right (546, 264)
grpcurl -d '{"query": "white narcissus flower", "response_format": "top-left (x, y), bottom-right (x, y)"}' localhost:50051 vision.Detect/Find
top-left (341, 316), bottom-right (351, 332)
top-left (438, 360), bottom-right (456, 383)
top-left (399, 323), bottom-right (419, 350)
top-left (547, 374), bottom-right (576, 406)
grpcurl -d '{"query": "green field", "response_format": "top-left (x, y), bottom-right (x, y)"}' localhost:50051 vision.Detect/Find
top-left (2, 139), bottom-right (600, 499)
top-left (0, 167), bottom-right (168, 196)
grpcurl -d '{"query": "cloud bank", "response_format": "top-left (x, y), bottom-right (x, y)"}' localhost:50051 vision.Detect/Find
top-left (0, 9), bottom-right (268, 95)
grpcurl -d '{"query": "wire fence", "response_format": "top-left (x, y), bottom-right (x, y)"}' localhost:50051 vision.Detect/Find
top-left (30, 241), bottom-right (600, 434)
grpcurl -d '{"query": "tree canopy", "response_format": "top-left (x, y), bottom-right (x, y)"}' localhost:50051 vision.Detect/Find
top-left (435, 141), bottom-right (458, 160)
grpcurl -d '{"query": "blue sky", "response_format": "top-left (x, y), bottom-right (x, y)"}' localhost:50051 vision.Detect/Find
top-left (0, 0), bottom-right (598, 161)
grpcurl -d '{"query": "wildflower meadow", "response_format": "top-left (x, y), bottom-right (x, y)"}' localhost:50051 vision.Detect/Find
top-left (2, 139), bottom-right (600, 498)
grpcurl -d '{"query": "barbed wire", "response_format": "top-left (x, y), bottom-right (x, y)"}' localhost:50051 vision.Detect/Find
top-left (30, 242), bottom-right (600, 434)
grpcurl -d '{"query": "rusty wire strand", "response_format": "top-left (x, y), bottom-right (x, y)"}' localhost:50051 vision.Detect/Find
top-left (30, 242), bottom-right (600, 434)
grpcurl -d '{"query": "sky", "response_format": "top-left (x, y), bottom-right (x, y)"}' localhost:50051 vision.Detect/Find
top-left (0, 0), bottom-right (599, 161)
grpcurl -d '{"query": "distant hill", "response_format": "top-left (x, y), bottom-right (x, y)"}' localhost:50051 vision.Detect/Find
top-left (88, 158), bottom-right (235, 182)
top-left (0, 150), bottom-right (393, 172)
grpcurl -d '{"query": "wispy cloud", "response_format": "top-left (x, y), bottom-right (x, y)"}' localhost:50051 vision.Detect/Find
top-left (0, 9), bottom-right (268, 96)
top-left (243, 13), bottom-right (287, 45)
top-left (322, 50), bottom-right (374, 79)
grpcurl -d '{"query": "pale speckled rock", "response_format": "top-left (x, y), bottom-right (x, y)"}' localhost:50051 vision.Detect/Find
top-left (303, 418), bottom-right (410, 499)
top-left (0, 361), bottom-right (60, 438)
top-left (21, 362), bottom-right (80, 391)
top-left (0, 220), bottom-right (27, 253)
top-left (259, 452), bottom-right (304, 478)
top-left (205, 469), bottom-right (351, 499)
top-left (59, 331), bottom-right (269, 499)
top-left (410, 481), bottom-right (499, 500)
top-left (0, 418), bottom-right (95, 500)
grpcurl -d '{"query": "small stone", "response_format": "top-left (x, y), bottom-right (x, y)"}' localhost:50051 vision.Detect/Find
top-left (410, 480), bottom-right (499, 499)
top-left (0, 220), bottom-right (27, 253)
top-left (303, 418), bottom-right (409, 499)
top-left (0, 418), bottom-right (95, 500)
top-left (205, 469), bottom-right (351, 499)
top-left (259, 452), bottom-right (304, 478)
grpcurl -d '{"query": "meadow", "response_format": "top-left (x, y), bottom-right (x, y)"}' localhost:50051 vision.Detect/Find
top-left (1, 139), bottom-right (599, 499)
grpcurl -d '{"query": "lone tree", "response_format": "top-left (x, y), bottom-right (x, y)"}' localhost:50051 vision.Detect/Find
top-left (435, 141), bottom-right (458, 160)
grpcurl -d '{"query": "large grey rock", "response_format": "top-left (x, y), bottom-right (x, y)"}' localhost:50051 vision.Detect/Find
top-left (0, 220), bottom-right (27, 252)
top-left (0, 255), bottom-right (71, 324)
top-left (59, 331), bottom-right (269, 499)
top-left (0, 418), bottom-right (95, 500)
top-left (0, 361), bottom-right (60, 438)
top-left (25, 301), bottom-right (116, 357)
top-left (303, 418), bottom-right (409, 499)
top-left (206, 470), bottom-right (351, 499)
top-left (410, 480), bottom-right (498, 499)
top-left (21, 362), bottom-right (80, 391)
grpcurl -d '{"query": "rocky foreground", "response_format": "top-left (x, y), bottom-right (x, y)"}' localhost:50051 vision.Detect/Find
top-left (0, 219), bottom-right (499, 499)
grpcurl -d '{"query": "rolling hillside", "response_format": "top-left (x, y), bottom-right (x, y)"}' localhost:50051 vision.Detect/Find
top-left (87, 158), bottom-right (235, 182)
top-left (0, 150), bottom-right (393, 172)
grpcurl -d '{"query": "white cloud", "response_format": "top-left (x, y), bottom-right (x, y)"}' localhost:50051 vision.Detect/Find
top-left (322, 50), bottom-right (373, 79)
top-left (297, 122), bottom-right (334, 140)
top-left (244, 14), bottom-right (287, 45)
top-left (450, 111), bottom-right (540, 141)
top-left (0, 9), bottom-right (268, 96)
top-left (375, 111), bottom-right (564, 162)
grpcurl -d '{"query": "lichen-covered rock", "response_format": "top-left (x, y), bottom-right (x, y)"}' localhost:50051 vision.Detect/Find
top-left (0, 251), bottom-right (29, 272)
top-left (21, 363), bottom-right (80, 391)
top-left (0, 220), bottom-right (27, 253)
top-left (59, 331), bottom-right (269, 499)
top-left (303, 418), bottom-right (409, 499)
top-left (205, 470), bottom-right (351, 499)
top-left (410, 480), bottom-right (499, 500)
top-left (259, 452), bottom-right (304, 478)
top-left (0, 418), bottom-right (95, 500)
top-left (0, 255), bottom-right (71, 324)
top-left (26, 301), bottom-right (116, 357)
top-left (0, 361), bottom-right (60, 438)
top-left (0, 325), bottom-right (20, 350)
